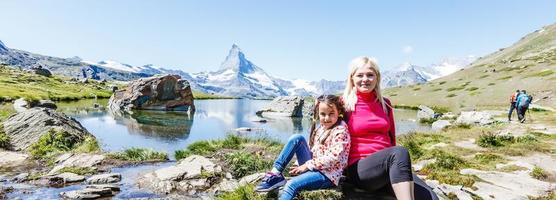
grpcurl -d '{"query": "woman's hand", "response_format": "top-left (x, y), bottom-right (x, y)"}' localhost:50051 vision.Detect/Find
top-left (289, 164), bottom-right (309, 175)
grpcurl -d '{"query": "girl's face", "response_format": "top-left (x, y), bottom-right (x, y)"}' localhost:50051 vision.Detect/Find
top-left (318, 103), bottom-right (339, 129)
top-left (352, 67), bottom-right (377, 93)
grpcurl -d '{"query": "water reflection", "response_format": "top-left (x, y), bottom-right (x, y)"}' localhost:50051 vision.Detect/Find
top-left (112, 110), bottom-right (193, 140)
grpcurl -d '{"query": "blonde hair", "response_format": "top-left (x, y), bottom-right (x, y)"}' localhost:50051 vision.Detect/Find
top-left (342, 56), bottom-right (388, 113)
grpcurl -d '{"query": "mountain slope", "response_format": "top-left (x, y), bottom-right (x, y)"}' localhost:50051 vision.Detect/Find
top-left (384, 23), bottom-right (556, 111)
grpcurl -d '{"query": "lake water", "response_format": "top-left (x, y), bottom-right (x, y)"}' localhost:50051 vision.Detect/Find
top-left (58, 99), bottom-right (430, 159)
top-left (6, 98), bottom-right (431, 199)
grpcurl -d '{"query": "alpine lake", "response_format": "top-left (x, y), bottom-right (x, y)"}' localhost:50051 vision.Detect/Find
top-left (6, 98), bottom-right (430, 199)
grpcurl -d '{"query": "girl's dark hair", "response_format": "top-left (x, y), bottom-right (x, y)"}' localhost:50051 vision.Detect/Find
top-left (308, 94), bottom-right (346, 148)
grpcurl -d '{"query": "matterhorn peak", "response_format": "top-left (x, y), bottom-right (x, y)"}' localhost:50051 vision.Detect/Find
top-left (0, 40), bottom-right (9, 53)
top-left (219, 44), bottom-right (256, 74)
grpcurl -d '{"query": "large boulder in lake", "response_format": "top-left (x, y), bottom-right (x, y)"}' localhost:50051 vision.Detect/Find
top-left (2, 108), bottom-right (93, 151)
top-left (417, 105), bottom-right (436, 120)
top-left (108, 75), bottom-right (195, 114)
top-left (256, 96), bottom-right (304, 117)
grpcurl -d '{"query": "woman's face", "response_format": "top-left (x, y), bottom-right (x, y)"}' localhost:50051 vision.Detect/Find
top-left (352, 67), bottom-right (377, 93)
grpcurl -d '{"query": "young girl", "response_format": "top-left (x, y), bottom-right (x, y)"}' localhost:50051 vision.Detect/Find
top-left (255, 95), bottom-right (351, 200)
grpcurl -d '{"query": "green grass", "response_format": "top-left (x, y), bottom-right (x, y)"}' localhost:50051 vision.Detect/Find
top-left (478, 74), bottom-right (489, 79)
top-left (393, 105), bottom-right (419, 110)
top-left (446, 93), bottom-right (457, 98)
top-left (216, 184), bottom-right (265, 200)
top-left (497, 76), bottom-right (512, 80)
top-left (175, 134), bottom-right (282, 160)
top-left (418, 149), bottom-right (477, 187)
top-left (525, 70), bottom-right (554, 78)
top-left (224, 151), bottom-right (273, 178)
top-left (466, 87), bottom-right (479, 91)
top-left (73, 136), bottom-right (101, 153)
top-left (419, 118), bottom-right (438, 125)
top-left (29, 129), bottom-right (80, 159)
top-left (439, 81), bottom-right (447, 85)
top-left (398, 132), bottom-right (446, 161)
top-left (487, 82), bottom-right (495, 86)
top-left (57, 166), bottom-right (96, 176)
top-left (107, 147), bottom-right (168, 161)
top-left (0, 65), bottom-right (112, 101)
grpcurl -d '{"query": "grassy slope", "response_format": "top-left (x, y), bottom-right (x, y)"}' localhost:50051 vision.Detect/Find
top-left (0, 65), bottom-right (112, 101)
top-left (384, 23), bottom-right (556, 112)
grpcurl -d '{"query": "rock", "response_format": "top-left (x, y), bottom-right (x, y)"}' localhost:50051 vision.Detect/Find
top-left (11, 173), bottom-right (29, 183)
top-left (440, 112), bottom-right (457, 120)
top-left (256, 96), bottom-right (304, 117)
top-left (0, 151), bottom-right (29, 167)
top-left (81, 78), bottom-right (89, 83)
top-left (453, 139), bottom-right (485, 151)
top-left (49, 172), bottom-right (85, 183)
top-left (460, 168), bottom-right (556, 199)
top-left (60, 184), bottom-right (118, 199)
top-left (36, 100), bottom-right (57, 110)
top-left (426, 180), bottom-right (473, 200)
top-left (13, 98), bottom-right (29, 113)
top-left (137, 155), bottom-right (222, 194)
top-left (302, 98), bottom-right (315, 117)
top-left (30, 64), bottom-right (52, 77)
top-left (455, 111), bottom-right (493, 125)
top-left (212, 179), bottom-right (239, 193)
top-left (427, 143), bottom-right (448, 150)
top-left (2, 108), bottom-right (94, 151)
top-left (238, 172), bottom-right (265, 185)
top-left (108, 75), bottom-right (195, 114)
top-left (431, 120), bottom-right (451, 131)
top-left (413, 159), bottom-right (436, 172)
top-left (417, 105), bottom-right (436, 120)
top-left (49, 153), bottom-right (105, 175)
top-left (86, 173), bottom-right (121, 184)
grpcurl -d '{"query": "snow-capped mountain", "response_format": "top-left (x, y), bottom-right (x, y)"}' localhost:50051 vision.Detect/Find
top-left (382, 56), bottom-right (476, 88)
top-left (190, 44), bottom-right (288, 98)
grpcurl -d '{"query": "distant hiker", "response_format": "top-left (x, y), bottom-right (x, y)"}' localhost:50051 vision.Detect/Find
top-left (256, 95), bottom-right (350, 200)
top-left (516, 90), bottom-right (533, 123)
top-left (508, 90), bottom-right (520, 121)
top-left (342, 56), bottom-right (438, 200)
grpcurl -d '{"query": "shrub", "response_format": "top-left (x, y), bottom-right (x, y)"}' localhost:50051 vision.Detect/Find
top-left (477, 132), bottom-right (505, 147)
top-left (439, 81), bottom-right (447, 85)
top-left (108, 148), bottom-right (168, 161)
top-left (0, 124), bottom-right (10, 149)
top-left (530, 166), bottom-right (548, 180)
top-left (466, 87), bottom-right (479, 91)
top-left (73, 136), bottom-right (100, 153)
top-left (474, 153), bottom-right (502, 165)
top-left (29, 129), bottom-right (78, 159)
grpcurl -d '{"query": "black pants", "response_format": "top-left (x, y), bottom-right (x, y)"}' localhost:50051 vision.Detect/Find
top-left (517, 105), bottom-right (529, 122)
top-left (346, 146), bottom-right (438, 200)
top-left (508, 102), bottom-right (516, 120)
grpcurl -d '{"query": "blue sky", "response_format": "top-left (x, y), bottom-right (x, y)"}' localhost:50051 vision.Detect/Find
top-left (1, 1), bottom-right (555, 81)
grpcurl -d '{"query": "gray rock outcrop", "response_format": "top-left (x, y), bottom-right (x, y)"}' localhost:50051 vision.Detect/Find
top-left (2, 108), bottom-right (94, 151)
top-left (86, 173), bottom-right (121, 184)
top-left (0, 151), bottom-right (29, 168)
top-left (256, 96), bottom-right (304, 117)
top-left (137, 155), bottom-right (222, 194)
top-left (60, 184), bottom-right (119, 199)
top-left (48, 172), bottom-right (86, 184)
top-left (455, 111), bottom-right (494, 125)
top-left (49, 153), bottom-right (105, 175)
top-left (431, 120), bottom-right (451, 131)
top-left (417, 105), bottom-right (436, 120)
top-left (108, 75), bottom-right (195, 114)
top-left (12, 98), bottom-right (57, 113)
top-left (30, 64), bottom-right (52, 77)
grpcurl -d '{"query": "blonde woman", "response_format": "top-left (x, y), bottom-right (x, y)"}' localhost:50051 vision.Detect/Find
top-left (342, 56), bottom-right (437, 200)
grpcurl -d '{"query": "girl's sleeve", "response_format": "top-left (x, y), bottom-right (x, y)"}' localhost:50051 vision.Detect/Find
top-left (385, 98), bottom-right (396, 146)
top-left (305, 126), bottom-right (351, 170)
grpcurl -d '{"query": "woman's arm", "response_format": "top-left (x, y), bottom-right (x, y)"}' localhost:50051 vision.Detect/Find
top-left (385, 98), bottom-right (396, 146)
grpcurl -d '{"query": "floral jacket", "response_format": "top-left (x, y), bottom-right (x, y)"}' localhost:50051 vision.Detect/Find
top-left (305, 121), bottom-right (351, 185)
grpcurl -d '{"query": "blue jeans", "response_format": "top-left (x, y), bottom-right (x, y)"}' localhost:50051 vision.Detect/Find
top-left (274, 134), bottom-right (334, 200)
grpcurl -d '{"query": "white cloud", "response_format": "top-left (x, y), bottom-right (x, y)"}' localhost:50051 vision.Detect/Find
top-left (402, 45), bottom-right (413, 54)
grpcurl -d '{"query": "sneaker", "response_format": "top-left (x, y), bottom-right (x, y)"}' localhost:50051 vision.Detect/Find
top-left (255, 172), bottom-right (286, 192)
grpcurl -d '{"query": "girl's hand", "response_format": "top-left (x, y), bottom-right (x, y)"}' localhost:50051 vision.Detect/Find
top-left (288, 164), bottom-right (309, 175)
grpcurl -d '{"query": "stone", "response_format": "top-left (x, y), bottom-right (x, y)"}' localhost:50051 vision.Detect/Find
top-left (417, 105), bottom-right (436, 120)
top-left (212, 179), bottom-right (239, 193)
top-left (238, 172), bottom-right (265, 185)
top-left (86, 173), bottom-right (121, 184)
top-left (431, 120), bottom-right (451, 131)
top-left (413, 159), bottom-right (436, 172)
top-left (13, 98), bottom-right (29, 113)
top-left (256, 96), bottom-right (304, 117)
top-left (108, 75), bottom-right (195, 114)
top-left (455, 111), bottom-right (494, 125)
top-left (453, 139), bottom-right (485, 151)
top-left (36, 100), bottom-right (57, 110)
top-left (49, 153), bottom-right (105, 175)
top-left (30, 64), bottom-right (52, 77)
top-left (50, 172), bottom-right (85, 183)
top-left (137, 155), bottom-right (222, 194)
top-left (60, 185), bottom-right (117, 199)
top-left (460, 168), bottom-right (555, 199)
top-left (425, 180), bottom-right (473, 200)
top-left (2, 108), bottom-right (94, 151)
top-left (0, 151), bottom-right (29, 168)
top-left (11, 173), bottom-right (29, 183)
